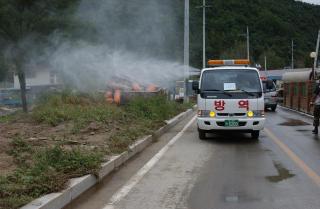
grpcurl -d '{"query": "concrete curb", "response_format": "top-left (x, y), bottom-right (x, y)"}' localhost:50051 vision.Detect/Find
top-left (21, 107), bottom-right (196, 209)
top-left (279, 105), bottom-right (314, 119)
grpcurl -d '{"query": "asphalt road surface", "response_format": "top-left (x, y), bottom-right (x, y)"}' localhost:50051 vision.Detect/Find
top-left (65, 107), bottom-right (320, 209)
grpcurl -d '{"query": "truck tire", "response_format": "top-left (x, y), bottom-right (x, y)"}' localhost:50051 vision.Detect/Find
top-left (251, 131), bottom-right (260, 140)
top-left (271, 105), bottom-right (277, 111)
top-left (198, 129), bottom-right (206, 140)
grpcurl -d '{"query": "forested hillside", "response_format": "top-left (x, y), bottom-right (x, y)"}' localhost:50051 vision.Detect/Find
top-left (1, 0), bottom-right (320, 81)
top-left (189, 0), bottom-right (320, 69)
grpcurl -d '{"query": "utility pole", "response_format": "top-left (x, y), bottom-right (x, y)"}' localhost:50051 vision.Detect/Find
top-left (311, 30), bottom-right (320, 80)
top-left (264, 56), bottom-right (267, 72)
top-left (247, 26), bottom-right (250, 60)
top-left (202, 0), bottom-right (206, 69)
top-left (238, 27), bottom-right (250, 60)
top-left (314, 30), bottom-right (320, 70)
top-left (291, 39), bottom-right (294, 69)
top-left (184, 0), bottom-right (189, 103)
top-left (196, 0), bottom-right (211, 69)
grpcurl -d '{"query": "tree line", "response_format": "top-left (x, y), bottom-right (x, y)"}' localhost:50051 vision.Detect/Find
top-left (189, 0), bottom-right (320, 69)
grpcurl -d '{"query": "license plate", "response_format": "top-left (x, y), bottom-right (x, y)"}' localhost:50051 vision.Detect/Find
top-left (224, 120), bottom-right (239, 127)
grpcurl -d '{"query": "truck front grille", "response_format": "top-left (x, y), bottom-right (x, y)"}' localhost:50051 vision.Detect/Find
top-left (217, 113), bottom-right (246, 117)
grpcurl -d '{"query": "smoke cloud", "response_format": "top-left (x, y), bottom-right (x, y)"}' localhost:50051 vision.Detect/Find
top-left (47, 0), bottom-right (191, 91)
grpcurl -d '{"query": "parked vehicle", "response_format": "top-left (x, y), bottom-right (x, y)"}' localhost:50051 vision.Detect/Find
top-left (192, 59), bottom-right (265, 140)
top-left (262, 79), bottom-right (278, 111)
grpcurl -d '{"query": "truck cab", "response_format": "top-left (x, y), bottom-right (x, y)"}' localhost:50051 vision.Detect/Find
top-left (193, 59), bottom-right (265, 140)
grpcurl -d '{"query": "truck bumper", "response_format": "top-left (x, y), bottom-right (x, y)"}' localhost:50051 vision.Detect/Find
top-left (197, 117), bottom-right (265, 131)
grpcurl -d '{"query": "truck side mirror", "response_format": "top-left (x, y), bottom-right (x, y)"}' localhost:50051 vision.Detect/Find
top-left (192, 81), bottom-right (200, 94)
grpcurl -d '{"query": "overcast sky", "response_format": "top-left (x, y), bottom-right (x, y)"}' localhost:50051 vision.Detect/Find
top-left (299, 0), bottom-right (320, 5)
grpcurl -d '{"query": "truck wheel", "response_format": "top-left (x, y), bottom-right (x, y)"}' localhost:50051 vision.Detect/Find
top-left (198, 129), bottom-right (206, 140)
top-left (271, 106), bottom-right (277, 111)
top-left (251, 131), bottom-right (260, 140)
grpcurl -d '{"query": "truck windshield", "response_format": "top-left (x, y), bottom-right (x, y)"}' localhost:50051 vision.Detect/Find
top-left (201, 69), bottom-right (262, 93)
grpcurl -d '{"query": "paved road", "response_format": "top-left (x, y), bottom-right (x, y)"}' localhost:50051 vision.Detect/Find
top-left (65, 107), bottom-right (320, 209)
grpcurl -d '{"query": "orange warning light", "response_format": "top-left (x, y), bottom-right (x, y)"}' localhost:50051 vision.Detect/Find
top-left (207, 59), bottom-right (250, 66)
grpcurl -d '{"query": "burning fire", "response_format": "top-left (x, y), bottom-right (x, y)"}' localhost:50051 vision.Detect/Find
top-left (104, 76), bottom-right (160, 105)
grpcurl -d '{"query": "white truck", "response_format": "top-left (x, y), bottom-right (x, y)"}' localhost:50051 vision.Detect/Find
top-left (192, 59), bottom-right (265, 140)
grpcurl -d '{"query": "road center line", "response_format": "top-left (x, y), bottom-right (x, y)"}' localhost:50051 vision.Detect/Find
top-left (265, 128), bottom-right (320, 187)
top-left (102, 115), bottom-right (197, 209)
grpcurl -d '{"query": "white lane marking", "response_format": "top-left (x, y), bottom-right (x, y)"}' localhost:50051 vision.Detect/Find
top-left (102, 115), bottom-right (197, 209)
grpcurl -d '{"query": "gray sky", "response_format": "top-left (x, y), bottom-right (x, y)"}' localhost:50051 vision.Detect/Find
top-left (299, 0), bottom-right (320, 5)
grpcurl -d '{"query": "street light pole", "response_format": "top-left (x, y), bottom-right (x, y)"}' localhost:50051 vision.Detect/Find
top-left (311, 52), bottom-right (316, 80)
top-left (314, 30), bottom-right (320, 70)
top-left (247, 26), bottom-right (250, 60)
top-left (202, 0), bottom-right (206, 69)
top-left (184, 0), bottom-right (189, 103)
top-left (291, 39), bottom-right (294, 69)
top-left (311, 30), bottom-right (320, 80)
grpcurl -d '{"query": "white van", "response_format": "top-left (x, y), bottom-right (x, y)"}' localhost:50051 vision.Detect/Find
top-left (192, 60), bottom-right (265, 140)
top-left (262, 79), bottom-right (278, 111)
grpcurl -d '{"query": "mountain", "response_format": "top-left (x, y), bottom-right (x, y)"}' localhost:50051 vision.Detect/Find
top-left (189, 0), bottom-right (320, 69)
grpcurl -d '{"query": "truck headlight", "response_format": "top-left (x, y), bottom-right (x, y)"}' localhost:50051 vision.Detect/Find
top-left (209, 111), bottom-right (216, 118)
top-left (198, 110), bottom-right (212, 117)
top-left (247, 111), bottom-right (254, 117)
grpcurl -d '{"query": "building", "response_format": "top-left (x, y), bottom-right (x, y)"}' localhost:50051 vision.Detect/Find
top-left (13, 68), bottom-right (59, 89)
top-left (1, 67), bottom-right (60, 106)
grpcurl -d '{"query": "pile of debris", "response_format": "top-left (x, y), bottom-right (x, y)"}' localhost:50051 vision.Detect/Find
top-left (104, 76), bottom-right (164, 105)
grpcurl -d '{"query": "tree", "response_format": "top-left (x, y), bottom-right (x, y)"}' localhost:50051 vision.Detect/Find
top-left (0, 56), bottom-right (8, 82)
top-left (0, 0), bottom-right (78, 112)
top-left (258, 49), bottom-right (285, 70)
top-left (189, 0), bottom-right (320, 69)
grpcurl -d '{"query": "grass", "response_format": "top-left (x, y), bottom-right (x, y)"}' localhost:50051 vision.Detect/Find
top-left (32, 91), bottom-right (123, 129)
top-left (125, 95), bottom-right (188, 120)
top-left (0, 111), bottom-right (21, 123)
top-left (0, 91), bottom-right (193, 209)
top-left (106, 95), bottom-right (192, 153)
top-left (1, 140), bottom-right (102, 209)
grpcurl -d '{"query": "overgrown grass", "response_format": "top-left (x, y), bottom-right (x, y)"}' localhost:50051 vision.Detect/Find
top-left (105, 95), bottom-right (192, 153)
top-left (0, 111), bottom-right (22, 123)
top-left (125, 95), bottom-right (189, 121)
top-left (1, 91), bottom-right (193, 208)
top-left (1, 138), bottom-right (102, 209)
top-left (32, 91), bottom-right (123, 130)
top-left (6, 137), bottom-right (32, 166)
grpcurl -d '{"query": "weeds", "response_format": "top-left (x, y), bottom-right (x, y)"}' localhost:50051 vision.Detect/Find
top-left (1, 92), bottom-right (192, 208)
top-left (1, 145), bottom-right (102, 209)
top-left (0, 111), bottom-right (21, 123)
top-left (125, 95), bottom-right (192, 120)
top-left (32, 92), bottom-right (122, 129)
top-left (7, 137), bottom-right (32, 166)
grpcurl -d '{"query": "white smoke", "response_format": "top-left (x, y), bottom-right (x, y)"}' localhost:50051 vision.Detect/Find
top-left (46, 0), bottom-right (193, 91)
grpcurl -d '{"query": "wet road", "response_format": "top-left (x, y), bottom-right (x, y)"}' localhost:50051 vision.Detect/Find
top-left (65, 107), bottom-right (320, 209)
